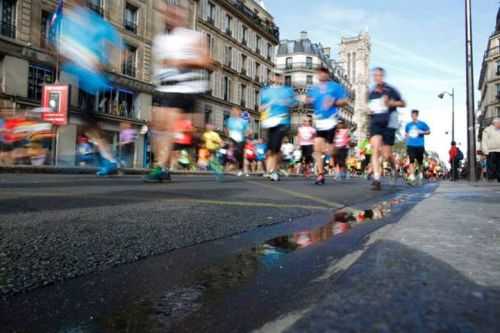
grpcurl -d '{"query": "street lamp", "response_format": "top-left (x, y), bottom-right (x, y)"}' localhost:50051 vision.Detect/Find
top-left (438, 88), bottom-right (455, 143)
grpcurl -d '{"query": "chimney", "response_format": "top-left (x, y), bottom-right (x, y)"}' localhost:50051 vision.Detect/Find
top-left (300, 31), bottom-right (308, 40)
top-left (323, 47), bottom-right (331, 58)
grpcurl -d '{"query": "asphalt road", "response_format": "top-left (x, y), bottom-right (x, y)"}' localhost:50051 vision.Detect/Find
top-left (0, 173), bottom-right (418, 332)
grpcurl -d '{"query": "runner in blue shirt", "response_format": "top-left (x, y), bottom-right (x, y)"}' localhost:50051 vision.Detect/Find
top-left (260, 73), bottom-right (296, 181)
top-left (307, 67), bottom-right (349, 185)
top-left (225, 107), bottom-right (250, 175)
top-left (57, 0), bottom-right (123, 176)
top-left (405, 109), bottom-right (430, 184)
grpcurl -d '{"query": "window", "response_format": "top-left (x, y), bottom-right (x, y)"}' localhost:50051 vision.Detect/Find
top-left (285, 75), bottom-right (292, 87)
top-left (206, 33), bottom-right (212, 56)
top-left (1, 0), bottom-right (16, 38)
top-left (224, 46), bottom-right (232, 67)
top-left (122, 44), bottom-right (137, 77)
top-left (240, 84), bottom-right (247, 107)
top-left (79, 89), bottom-right (96, 113)
top-left (224, 77), bottom-right (230, 101)
top-left (87, 0), bottom-right (103, 16)
top-left (41, 10), bottom-right (56, 48)
top-left (225, 14), bottom-right (232, 36)
top-left (267, 43), bottom-right (272, 60)
top-left (497, 107), bottom-right (500, 118)
top-left (306, 75), bottom-right (313, 85)
top-left (241, 54), bottom-right (247, 75)
top-left (285, 57), bottom-right (293, 70)
top-left (204, 105), bottom-right (213, 125)
top-left (267, 69), bottom-right (271, 83)
top-left (207, 2), bottom-right (215, 24)
top-left (254, 90), bottom-right (259, 111)
top-left (242, 26), bottom-right (248, 45)
top-left (497, 60), bottom-right (500, 75)
top-left (28, 64), bottom-right (55, 101)
top-left (124, 3), bottom-right (138, 34)
top-left (255, 62), bottom-right (261, 82)
top-left (306, 57), bottom-right (313, 70)
top-left (256, 36), bottom-right (261, 54)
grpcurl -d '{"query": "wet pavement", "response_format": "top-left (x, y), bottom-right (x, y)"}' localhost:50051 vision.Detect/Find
top-left (0, 173), bottom-right (435, 333)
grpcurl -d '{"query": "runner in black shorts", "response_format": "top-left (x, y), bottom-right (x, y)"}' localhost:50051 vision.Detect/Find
top-left (368, 67), bottom-right (406, 191)
top-left (405, 109), bottom-right (430, 184)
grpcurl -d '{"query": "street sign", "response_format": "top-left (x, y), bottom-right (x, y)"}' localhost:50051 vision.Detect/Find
top-left (41, 84), bottom-right (70, 126)
top-left (242, 111), bottom-right (250, 121)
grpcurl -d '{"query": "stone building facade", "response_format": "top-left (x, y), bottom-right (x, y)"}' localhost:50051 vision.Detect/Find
top-left (275, 31), bottom-right (355, 134)
top-left (478, 8), bottom-right (500, 141)
top-left (195, 0), bottom-right (279, 136)
top-left (0, 0), bottom-right (167, 167)
top-left (339, 32), bottom-right (371, 140)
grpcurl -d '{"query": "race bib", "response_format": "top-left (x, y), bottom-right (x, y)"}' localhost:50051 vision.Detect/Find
top-left (369, 97), bottom-right (387, 114)
top-left (315, 116), bottom-right (338, 131)
top-left (409, 127), bottom-right (420, 138)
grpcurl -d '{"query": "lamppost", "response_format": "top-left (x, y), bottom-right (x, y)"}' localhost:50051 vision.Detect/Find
top-left (465, 0), bottom-right (477, 181)
top-left (438, 88), bottom-right (455, 143)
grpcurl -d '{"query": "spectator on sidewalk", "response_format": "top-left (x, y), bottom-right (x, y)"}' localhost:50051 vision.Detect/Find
top-left (449, 141), bottom-right (463, 181)
top-left (481, 117), bottom-right (500, 182)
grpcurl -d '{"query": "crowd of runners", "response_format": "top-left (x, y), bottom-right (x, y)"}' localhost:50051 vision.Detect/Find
top-left (0, 2), bottom-right (449, 190)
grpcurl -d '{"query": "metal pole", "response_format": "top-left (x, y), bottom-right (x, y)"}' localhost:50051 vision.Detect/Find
top-left (451, 88), bottom-right (455, 143)
top-left (465, 0), bottom-right (477, 181)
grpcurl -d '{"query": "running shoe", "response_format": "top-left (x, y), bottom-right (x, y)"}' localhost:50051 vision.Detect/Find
top-left (270, 172), bottom-right (280, 182)
top-left (315, 174), bottom-right (325, 185)
top-left (96, 159), bottom-right (118, 177)
top-left (371, 180), bottom-right (382, 191)
top-left (143, 167), bottom-right (171, 183)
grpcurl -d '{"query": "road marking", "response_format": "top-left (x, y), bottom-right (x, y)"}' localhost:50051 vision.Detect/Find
top-left (171, 198), bottom-right (329, 211)
top-left (0, 191), bottom-right (330, 211)
top-left (246, 180), bottom-right (345, 209)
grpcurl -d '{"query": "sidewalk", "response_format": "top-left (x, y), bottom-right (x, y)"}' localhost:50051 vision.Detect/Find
top-left (285, 182), bottom-right (500, 333)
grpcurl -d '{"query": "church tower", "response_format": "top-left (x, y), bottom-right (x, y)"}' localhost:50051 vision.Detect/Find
top-left (339, 32), bottom-right (371, 140)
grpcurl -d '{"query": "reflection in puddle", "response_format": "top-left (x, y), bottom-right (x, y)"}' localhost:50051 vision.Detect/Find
top-left (98, 195), bottom-right (409, 332)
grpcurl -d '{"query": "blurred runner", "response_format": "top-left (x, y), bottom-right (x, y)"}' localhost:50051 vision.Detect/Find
top-left (255, 138), bottom-right (267, 174)
top-left (243, 137), bottom-right (257, 176)
top-left (307, 67), bottom-right (349, 185)
top-left (404, 110), bottom-right (430, 185)
top-left (260, 73), bottom-right (296, 182)
top-left (358, 137), bottom-right (373, 179)
top-left (334, 120), bottom-right (351, 180)
top-left (368, 67), bottom-right (406, 191)
top-left (202, 123), bottom-right (223, 178)
top-left (225, 107), bottom-right (250, 176)
top-left (119, 122), bottom-right (138, 168)
top-left (144, 2), bottom-right (212, 183)
top-left (280, 137), bottom-right (294, 176)
top-left (56, 0), bottom-right (123, 176)
top-left (296, 116), bottom-right (316, 177)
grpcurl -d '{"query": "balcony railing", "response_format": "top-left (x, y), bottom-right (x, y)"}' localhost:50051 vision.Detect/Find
top-left (1, 22), bottom-right (16, 39)
top-left (206, 17), bottom-right (215, 25)
top-left (88, 3), bottom-right (104, 16)
top-left (124, 19), bottom-right (137, 34)
top-left (242, 38), bottom-right (247, 46)
top-left (228, 0), bottom-right (280, 40)
top-left (240, 99), bottom-right (246, 108)
top-left (122, 63), bottom-right (136, 78)
top-left (277, 62), bottom-right (322, 71)
top-left (241, 68), bottom-right (247, 76)
top-left (255, 76), bottom-right (260, 83)
top-left (226, 28), bottom-right (232, 37)
top-left (256, 48), bottom-right (261, 55)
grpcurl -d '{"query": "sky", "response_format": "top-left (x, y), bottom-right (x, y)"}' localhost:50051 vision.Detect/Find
top-left (264, 0), bottom-right (497, 162)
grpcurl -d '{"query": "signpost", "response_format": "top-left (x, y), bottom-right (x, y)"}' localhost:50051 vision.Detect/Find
top-left (41, 84), bottom-right (70, 165)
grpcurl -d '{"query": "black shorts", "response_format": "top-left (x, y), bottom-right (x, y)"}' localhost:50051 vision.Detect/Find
top-left (301, 145), bottom-right (314, 164)
top-left (153, 92), bottom-right (198, 113)
top-left (267, 125), bottom-right (288, 154)
top-left (407, 146), bottom-right (425, 165)
top-left (335, 148), bottom-right (349, 167)
top-left (370, 124), bottom-right (396, 146)
top-left (231, 140), bottom-right (245, 167)
top-left (316, 128), bottom-right (336, 144)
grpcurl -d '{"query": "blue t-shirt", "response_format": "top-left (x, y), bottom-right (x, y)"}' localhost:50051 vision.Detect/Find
top-left (308, 81), bottom-right (347, 131)
top-left (405, 121), bottom-right (430, 147)
top-left (59, 5), bottom-right (123, 94)
top-left (260, 85), bottom-right (295, 128)
top-left (256, 143), bottom-right (267, 161)
top-left (225, 117), bottom-right (249, 143)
